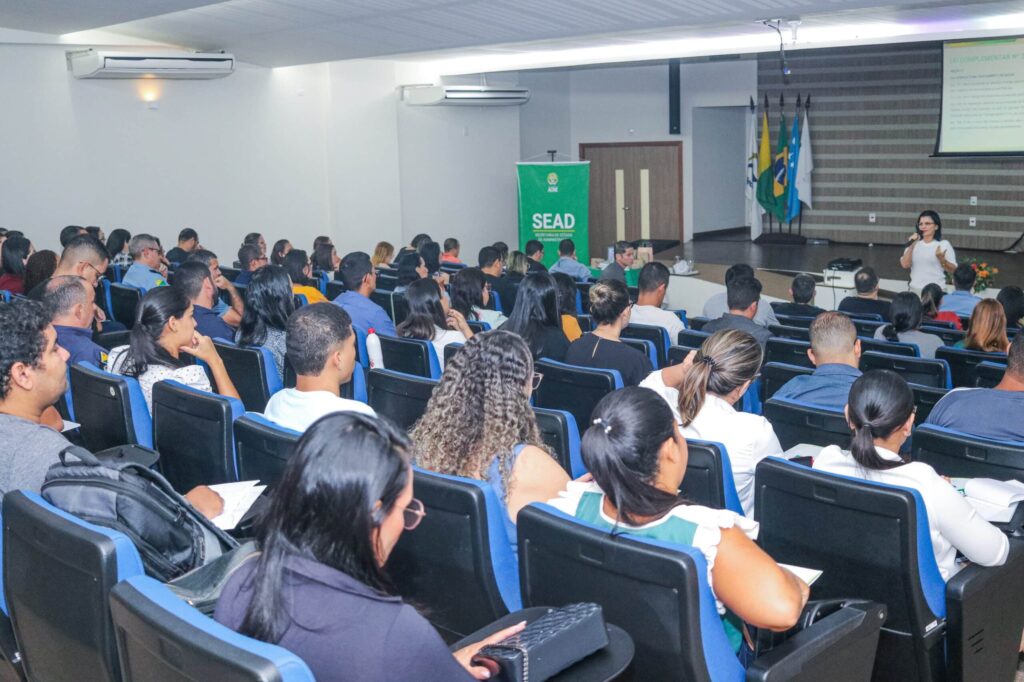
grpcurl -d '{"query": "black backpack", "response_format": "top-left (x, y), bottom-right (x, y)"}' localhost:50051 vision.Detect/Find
top-left (41, 445), bottom-right (239, 581)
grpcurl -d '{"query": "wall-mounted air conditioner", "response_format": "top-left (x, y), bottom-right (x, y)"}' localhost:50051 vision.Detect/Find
top-left (402, 85), bottom-right (530, 106)
top-left (68, 50), bottom-right (235, 79)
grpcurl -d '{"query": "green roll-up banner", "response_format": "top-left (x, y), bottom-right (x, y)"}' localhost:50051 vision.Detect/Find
top-left (517, 162), bottom-right (590, 268)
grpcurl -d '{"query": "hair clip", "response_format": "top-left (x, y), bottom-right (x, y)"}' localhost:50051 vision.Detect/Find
top-left (592, 417), bottom-right (613, 435)
top-left (697, 354), bottom-right (718, 369)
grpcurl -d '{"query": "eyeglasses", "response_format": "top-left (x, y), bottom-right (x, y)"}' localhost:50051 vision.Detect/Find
top-left (403, 498), bottom-right (426, 531)
top-left (82, 261), bottom-right (105, 283)
top-left (531, 372), bottom-right (544, 390)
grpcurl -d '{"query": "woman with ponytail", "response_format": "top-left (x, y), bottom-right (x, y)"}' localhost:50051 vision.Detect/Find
top-left (814, 370), bottom-right (1008, 579)
top-left (873, 291), bottom-right (943, 358)
top-left (550, 387), bottom-right (808, 659)
top-left (107, 286), bottom-right (239, 411)
top-left (640, 329), bottom-right (782, 515)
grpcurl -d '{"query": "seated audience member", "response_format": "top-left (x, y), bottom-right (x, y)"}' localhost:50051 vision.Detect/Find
top-left (52, 235), bottom-right (110, 288)
top-left (236, 266), bottom-right (293, 381)
top-left (106, 228), bottom-right (134, 268)
top-left (599, 240), bottom-right (634, 284)
top-left (450, 267), bottom-right (507, 328)
top-left (997, 285), bottom-right (1024, 329)
top-left (874, 292), bottom-right (943, 358)
top-left (551, 387), bottom-right (808, 654)
top-left (334, 251), bottom-right (396, 336)
top-left (920, 283), bottom-right (962, 329)
top-left (23, 250), bottom-right (58, 295)
top-left (174, 262), bottom-right (236, 340)
top-left (552, 272), bottom-right (583, 342)
top-left (939, 263), bottom-right (981, 318)
top-left (773, 312), bottom-right (862, 409)
top-left (215, 412), bottom-right (519, 681)
top-left (121, 234), bottom-right (169, 290)
top-left (640, 330), bottom-right (781, 515)
top-left (440, 238), bottom-right (463, 264)
top-left (492, 241), bottom-right (510, 265)
top-left (394, 252), bottom-right (429, 292)
top-left (418, 241), bottom-right (447, 282)
top-left (108, 287), bottom-right (240, 411)
top-left (44, 276), bottom-right (107, 368)
top-left (630, 262), bottom-right (686, 342)
top-left (312, 235), bottom-right (332, 254)
top-left (549, 238), bottom-right (592, 282)
top-left (371, 241), bottom-right (394, 268)
top-left (0, 236), bottom-right (33, 294)
top-left (270, 239), bottom-right (292, 267)
top-left (59, 225), bottom-right (87, 248)
top-left (413, 331), bottom-right (570, 549)
top-left (815, 370), bottom-right (1008, 579)
top-left (524, 239), bottom-right (548, 272)
top-left (926, 333), bottom-right (1024, 440)
top-left (479, 246), bottom-right (518, 313)
top-left (956, 299), bottom-right (1009, 353)
top-left (396, 278), bottom-right (471, 369)
top-left (263, 304), bottom-right (374, 431)
top-left (702, 276), bottom-right (773, 349)
top-left (565, 279), bottom-right (652, 386)
top-left (283, 250), bottom-right (328, 304)
top-left (85, 226), bottom-right (105, 243)
top-left (394, 233), bottom-right (432, 261)
top-left (235, 243), bottom-right (267, 286)
top-left (501, 272), bottom-right (570, 362)
top-left (703, 264), bottom-right (779, 327)
top-left (165, 228), bottom-right (200, 264)
top-left (312, 242), bottom-right (341, 276)
top-left (187, 249), bottom-right (246, 327)
top-left (837, 267), bottom-right (891, 321)
top-left (243, 232), bottom-right (267, 258)
top-left (772, 274), bottom-right (825, 318)
top-left (506, 251), bottom-right (529, 285)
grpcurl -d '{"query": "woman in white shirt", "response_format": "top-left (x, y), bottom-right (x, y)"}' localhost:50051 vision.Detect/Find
top-left (449, 267), bottom-right (507, 329)
top-left (107, 286), bottom-right (240, 412)
top-left (396, 278), bottom-right (472, 370)
top-left (814, 370), bottom-right (1008, 580)
top-left (900, 210), bottom-right (957, 293)
top-left (640, 329), bottom-right (782, 515)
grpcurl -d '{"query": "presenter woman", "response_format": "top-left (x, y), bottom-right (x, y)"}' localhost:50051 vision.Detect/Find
top-left (900, 210), bottom-right (956, 293)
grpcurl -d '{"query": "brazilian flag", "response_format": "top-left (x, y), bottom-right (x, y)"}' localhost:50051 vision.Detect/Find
top-left (770, 112), bottom-right (789, 223)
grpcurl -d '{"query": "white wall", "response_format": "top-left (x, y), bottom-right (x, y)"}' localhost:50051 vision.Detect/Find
top-left (518, 71), bottom-right (571, 161)
top-left (691, 106), bottom-right (748, 234)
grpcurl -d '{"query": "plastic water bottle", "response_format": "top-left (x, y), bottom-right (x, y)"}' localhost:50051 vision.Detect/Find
top-left (366, 328), bottom-right (384, 369)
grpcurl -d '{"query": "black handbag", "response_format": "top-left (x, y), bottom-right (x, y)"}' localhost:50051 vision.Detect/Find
top-left (167, 541), bottom-right (259, 614)
top-left (471, 603), bottom-right (608, 682)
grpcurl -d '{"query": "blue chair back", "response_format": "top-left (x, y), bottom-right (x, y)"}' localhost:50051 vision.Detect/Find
top-left (678, 328), bottom-right (711, 348)
top-left (109, 576), bottom-right (315, 682)
top-left (909, 383), bottom-right (948, 426)
top-left (763, 397), bottom-right (849, 450)
top-left (96, 279), bottom-right (114, 320)
top-left (760, 362), bottom-right (813, 401)
top-left (491, 289), bottom-right (504, 314)
top-left (738, 377), bottom-right (763, 415)
top-left (377, 334), bottom-right (442, 379)
top-left (858, 336), bottom-right (919, 357)
top-left (765, 337), bottom-right (815, 369)
top-left (292, 293), bottom-right (309, 308)
top-left (912, 424), bottom-right (1024, 482)
top-left (366, 369), bottom-right (438, 431)
top-left (921, 326), bottom-right (966, 346)
top-left (70, 362), bottom-right (153, 449)
top-left (109, 283), bottom-right (142, 328)
top-left (0, 291), bottom-right (9, 304)
top-left (775, 314), bottom-right (816, 329)
top-left (859, 351), bottom-right (951, 389)
top-left (232, 414), bottom-right (302, 487)
top-left (621, 337), bottom-right (658, 368)
top-left (532, 407), bottom-right (585, 478)
top-left (974, 360), bottom-right (1006, 388)
top-left (768, 324), bottom-right (811, 341)
top-left (621, 323), bottom-right (671, 368)
top-left (213, 339), bottom-right (283, 412)
top-left (354, 327), bottom-right (369, 367)
top-left (533, 359), bottom-right (623, 436)
top-left (680, 440), bottom-right (744, 515)
top-left (936, 346), bottom-right (1007, 388)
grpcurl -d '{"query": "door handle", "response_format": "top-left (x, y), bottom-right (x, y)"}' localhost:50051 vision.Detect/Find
top-left (622, 206), bottom-right (631, 211)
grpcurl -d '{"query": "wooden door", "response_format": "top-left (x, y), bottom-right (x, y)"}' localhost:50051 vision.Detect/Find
top-left (579, 142), bottom-right (683, 258)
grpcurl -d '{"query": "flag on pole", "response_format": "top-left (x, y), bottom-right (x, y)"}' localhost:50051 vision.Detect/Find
top-left (745, 107), bottom-right (763, 240)
top-left (794, 108), bottom-right (814, 209)
top-left (784, 110), bottom-right (802, 223)
top-left (770, 111), bottom-right (789, 223)
top-left (755, 110), bottom-right (775, 219)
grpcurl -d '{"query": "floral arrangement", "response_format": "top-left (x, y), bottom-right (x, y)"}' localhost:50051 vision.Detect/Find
top-left (963, 258), bottom-right (999, 292)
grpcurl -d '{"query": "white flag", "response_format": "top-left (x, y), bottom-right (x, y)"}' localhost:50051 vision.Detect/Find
top-left (794, 109), bottom-right (813, 209)
top-left (745, 109), bottom-right (763, 240)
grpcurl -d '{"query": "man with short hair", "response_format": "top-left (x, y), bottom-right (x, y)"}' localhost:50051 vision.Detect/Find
top-left (45, 234), bottom-right (123, 333)
top-left (599, 241), bottom-right (634, 283)
top-left (235, 244), bottom-right (267, 286)
top-left (479, 246), bottom-right (518, 313)
top-left (630, 262), bottom-right (685, 342)
top-left (122, 234), bottom-right (169, 291)
top-left (702, 263), bottom-right (780, 327)
top-left (59, 225), bottom-right (87, 248)
top-left (333, 252), bottom-right (396, 336)
top-left (263, 304), bottom-right (376, 431)
top-left (45, 276), bottom-right (107, 368)
top-left (525, 239), bottom-right (547, 272)
top-left (939, 264), bottom-right (981, 318)
top-left (837, 267), bottom-right (891, 321)
top-left (772, 274), bottom-right (826, 318)
top-left (924, 334), bottom-right (1024, 441)
top-left (165, 228), bottom-right (200, 264)
top-left (440, 238), bottom-right (463, 265)
top-left (186, 250), bottom-right (244, 328)
top-left (174, 262), bottom-right (235, 340)
top-left (701, 276), bottom-right (773, 349)
top-left (773, 312), bottom-right (862, 409)
top-left (548, 238), bottom-right (591, 282)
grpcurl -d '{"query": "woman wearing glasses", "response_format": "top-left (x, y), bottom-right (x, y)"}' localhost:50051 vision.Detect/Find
top-left (412, 331), bottom-right (570, 556)
top-left (215, 412), bottom-right (524, 681)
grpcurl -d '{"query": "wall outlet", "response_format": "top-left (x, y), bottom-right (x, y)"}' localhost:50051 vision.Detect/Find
top-left (868, 213), bottom-right (876, 223)
top-left (970, 195), bottom-right (978, 206)
top-left (969, 216), bottom-right (977, 227)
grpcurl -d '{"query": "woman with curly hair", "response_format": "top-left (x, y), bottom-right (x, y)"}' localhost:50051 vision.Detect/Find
top-left (956, 299), bottom-right (1009, 353)
top-left (411, 330), bottom-right (570, 552)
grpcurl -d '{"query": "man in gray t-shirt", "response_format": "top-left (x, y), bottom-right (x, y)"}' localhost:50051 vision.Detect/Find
top-left (0, 414), bottom-right (68, 497)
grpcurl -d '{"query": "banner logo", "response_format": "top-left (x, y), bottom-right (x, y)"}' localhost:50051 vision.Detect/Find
top-left (547, 172), bottom-right (559, 192)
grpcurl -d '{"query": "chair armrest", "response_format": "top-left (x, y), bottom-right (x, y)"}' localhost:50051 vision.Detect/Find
top-left (945, 539), bottom-right (1024, 682)
top-left (746, 601), bottom-right (886, 682)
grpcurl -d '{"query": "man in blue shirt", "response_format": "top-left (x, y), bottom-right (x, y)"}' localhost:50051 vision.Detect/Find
top-left (173, 262), bottom-right (235, 340)
top-left (925, 334), bottom-right (1024, 441)
top-left (548, 238), bottom-right (592, 282)
top-left (333, 251), bottom-right (396, 336)
top-left (939, 264), bottom-right (981, 318)
top-left (774, 312), bottom-right (862, 410)
top-left (45, 276), bottom-right (107, 368)
top-left (121, 234), bottom-right (168, 291)
top-left (234, 243), bottom-right (266, 287)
